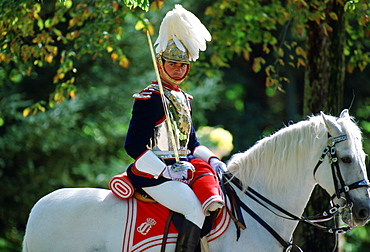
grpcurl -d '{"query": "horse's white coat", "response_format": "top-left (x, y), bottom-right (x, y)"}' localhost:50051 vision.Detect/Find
top-left (22, 111), bottom-right (370, 251)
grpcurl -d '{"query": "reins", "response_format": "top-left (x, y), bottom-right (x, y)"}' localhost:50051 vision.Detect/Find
top-left (222, 133), bottom-right (370, 252)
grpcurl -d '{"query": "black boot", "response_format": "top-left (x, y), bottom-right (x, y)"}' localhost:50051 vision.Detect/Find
top-left (175, 219), bottom-right (201, 252)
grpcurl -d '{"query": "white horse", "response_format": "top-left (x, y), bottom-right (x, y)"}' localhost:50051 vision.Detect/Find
top-left (22, 110), bottom-right (370, 252)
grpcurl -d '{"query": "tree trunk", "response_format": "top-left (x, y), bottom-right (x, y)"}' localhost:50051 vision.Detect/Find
top-left (304, 1), bottom-right (345, 116)
top-left (297, 1), bottom-right (346, 251)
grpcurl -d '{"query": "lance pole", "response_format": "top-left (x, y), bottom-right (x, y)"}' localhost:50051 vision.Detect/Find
top-left (146, 30), bottom-right (180, 163)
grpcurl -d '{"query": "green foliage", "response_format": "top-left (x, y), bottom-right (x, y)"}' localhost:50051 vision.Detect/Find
top-left (205, 0), bottom-right (369, 92)
top-left (343, 226), bottom-right (370, 252)
top-left (0, 0), bottom-right (151, 113)
top-left (344, 0), bottom-right (370, 73)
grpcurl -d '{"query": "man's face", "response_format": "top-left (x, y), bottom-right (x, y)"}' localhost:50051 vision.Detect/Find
top-left (161, 60), bottom-right (189, 81)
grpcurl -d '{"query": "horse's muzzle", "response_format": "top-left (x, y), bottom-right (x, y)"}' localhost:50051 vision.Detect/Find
top-left (342, 202), bottom-right (370, 227)
top-left (354, 204), bottom-right (370, 225)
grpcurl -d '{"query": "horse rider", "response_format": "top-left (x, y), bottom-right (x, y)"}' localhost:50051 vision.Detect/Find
top-left (124, 5), bottom-right (227, 252)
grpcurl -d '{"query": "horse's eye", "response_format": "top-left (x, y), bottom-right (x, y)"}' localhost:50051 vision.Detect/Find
top-left (341, 157), bottom-right (352, 164)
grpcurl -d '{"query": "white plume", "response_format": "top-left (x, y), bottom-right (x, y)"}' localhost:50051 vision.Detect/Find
top-left (154, 4), bottom-right (211, 62)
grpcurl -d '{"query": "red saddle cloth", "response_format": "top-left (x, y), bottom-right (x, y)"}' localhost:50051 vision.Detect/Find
top-left (122, 197), bottom-right (230, 252)
top-left (110, 158), bottom-right (229, 251)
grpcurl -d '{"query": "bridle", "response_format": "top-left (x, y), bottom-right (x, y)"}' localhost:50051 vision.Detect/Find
top-left (313, 134), bottom-right (370, 224)
top-left (221, 133), bottom-right (370, 252)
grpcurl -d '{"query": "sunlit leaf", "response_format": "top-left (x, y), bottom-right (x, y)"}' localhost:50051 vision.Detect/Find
top-left (295, 46), bottom-right (307, 57)
top-left (53, 28), bottom-right (63, 37)
top-left (119, 55), bottom-right (130, 68)
top-left (252, 57), bottom-right (266, 73)
top-left (329, 12), bottom-right (338, 20)
top-left (111, 52), bottom-right (118, 61)
top-left (106, 46), bottom-right (113, 53)
top-left (135, 20), bottom-right (145, 31)
top-left (298, 58), bottom-right (306, 67)
top-left (37, 18), bottom-right (44, 30)
top-left (278, 48), bottom-right (284, 58)
top-left (45, 55), bottom-right (53, 63)
top-left (45, 18), bottom-right (53, 28)
top-left (22, 108), bottom-right (30, 117)
top-left (69, 90), bottom-right (76, 99)
top-left (242, 48), bottom-right (250, 60)
top-left (64, 0), bottom-right (73, 9)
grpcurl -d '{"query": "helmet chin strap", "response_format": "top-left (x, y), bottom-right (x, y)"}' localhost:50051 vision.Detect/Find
top-left (157, 56), bottom-right (190, 85)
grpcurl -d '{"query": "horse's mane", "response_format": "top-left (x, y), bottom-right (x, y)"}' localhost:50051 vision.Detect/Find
top-left (227, 113), bottom-right (364, 192)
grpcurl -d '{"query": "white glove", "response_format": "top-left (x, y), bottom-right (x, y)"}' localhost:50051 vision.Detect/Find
top-left (210, 158), bottom-right (228, 174)
top-left (162, 161), bottom-right (195, 181)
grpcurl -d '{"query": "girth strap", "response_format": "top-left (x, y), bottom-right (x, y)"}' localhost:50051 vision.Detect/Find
top-left (161, 211), bottom-right (175, 252)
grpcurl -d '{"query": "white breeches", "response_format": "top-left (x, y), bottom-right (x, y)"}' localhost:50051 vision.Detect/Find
top-left (143, 180), bottom-right (205, 228)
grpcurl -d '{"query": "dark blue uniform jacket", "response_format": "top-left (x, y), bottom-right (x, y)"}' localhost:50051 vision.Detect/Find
top-left (124, 88), bottom-right (200, 188)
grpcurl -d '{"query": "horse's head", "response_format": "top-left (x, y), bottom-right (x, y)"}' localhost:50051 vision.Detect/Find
top-left (314, 109), bottom-right (370, 227)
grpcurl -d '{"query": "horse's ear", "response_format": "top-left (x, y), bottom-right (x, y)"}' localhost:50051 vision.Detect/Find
top-left (339, 109), bottom-right (350, 119)
top-left (321, 111), bottom-right (342, 136)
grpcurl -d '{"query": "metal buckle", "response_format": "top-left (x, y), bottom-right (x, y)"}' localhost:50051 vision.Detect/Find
top-left (330, 146), bottom-right (336, 155)
top-left (336, 227), bottom-right (352, 234)
top-left (328, 137), bottom-right (335, 147)
top-left (322, 146), bottom-right (329, 155)
top-left (329, 207), bottom-right (338, 215)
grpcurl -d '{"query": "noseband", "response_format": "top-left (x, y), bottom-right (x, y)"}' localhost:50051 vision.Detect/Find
top-left (313, 134), bottom-right (370, 224)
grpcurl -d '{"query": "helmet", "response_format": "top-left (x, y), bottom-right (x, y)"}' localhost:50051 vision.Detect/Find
top-left (154, 5), bottom-right (211, 62)
top-left (161, 40), bottom-right (190, 64)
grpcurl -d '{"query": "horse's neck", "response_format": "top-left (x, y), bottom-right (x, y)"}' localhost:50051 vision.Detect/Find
top-left (234, 164), bottom-right (317, 247)
top-left (245, 136), bottom-right (323, 231)
top-left (251, 168), bottom-right (316, 214)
